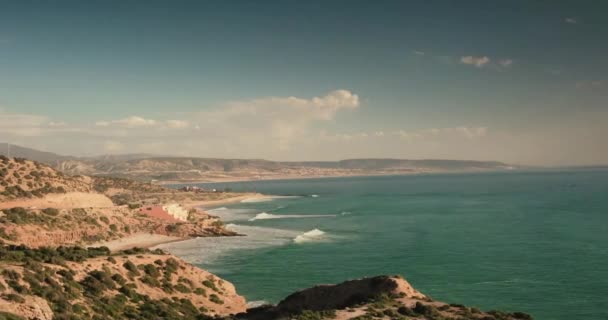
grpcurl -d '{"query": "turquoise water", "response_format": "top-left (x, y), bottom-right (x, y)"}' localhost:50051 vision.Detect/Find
top-left (163, 170), bottom-right (608, 320)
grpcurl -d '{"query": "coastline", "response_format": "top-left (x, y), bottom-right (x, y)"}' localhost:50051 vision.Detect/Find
top-left (155, 168), bottom-right (518, 185)
top-left (91, 193), bottom-right (268, 252)
top-left (182, 192), bottom-right (271, 208)
top-left (91, 233), bottom-right (187, 251)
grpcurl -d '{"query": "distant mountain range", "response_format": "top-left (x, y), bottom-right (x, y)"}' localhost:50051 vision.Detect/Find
top-left (0, 143), bottom-right (517, 183)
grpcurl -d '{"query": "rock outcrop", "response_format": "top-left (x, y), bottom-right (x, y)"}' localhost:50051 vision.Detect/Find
top-left (238, 276), bottom-right (533, 320)
top-left (278, 275), bottom-right (425, 313)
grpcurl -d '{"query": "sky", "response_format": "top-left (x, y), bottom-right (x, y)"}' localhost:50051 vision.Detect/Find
top-left (0, 0), bottom-right (607, 166)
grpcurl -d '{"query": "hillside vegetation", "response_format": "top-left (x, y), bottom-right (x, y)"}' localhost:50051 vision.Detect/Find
top-left (0, 156), bottom-right (91, 200)
top-left (0, 244), bottom-right (245, 319)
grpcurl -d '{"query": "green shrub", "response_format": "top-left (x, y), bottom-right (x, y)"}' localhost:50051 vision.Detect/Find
top-left (202, 279), bottom-right (218, 292)
top-left (143, 264), bottom-right (160, 278)
top-left (140, 275), bottom-right (161, 288)
top-left (2, 293), bottom-right (25, 303)
top-left (0, 311), bottom-right (24, 319)
top-left (209, 294), bottom-right (223, 305)
top-left (174, 283), bottom-right (191, 293)
top-left (41, 208), bottom-right (60, 216)
top-left (123, 260), bottom-right (140, 277)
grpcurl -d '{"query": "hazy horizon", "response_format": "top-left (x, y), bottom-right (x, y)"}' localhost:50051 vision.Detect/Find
top-left (1, 1), bottom-right (607, 166)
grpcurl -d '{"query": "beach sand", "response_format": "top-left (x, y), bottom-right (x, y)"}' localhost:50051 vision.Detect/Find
top-left (91, 233), bottom-right (185, 252)
top-left (183, 192), bottom-right (270, 208)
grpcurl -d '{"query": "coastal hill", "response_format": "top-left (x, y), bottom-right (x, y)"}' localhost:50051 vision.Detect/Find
top-left (0, 156), bottom-right (243, 248)
top-left (0, 245), bottom-right (247, 319)
top-left (0, 144), bottom-right (516, 183)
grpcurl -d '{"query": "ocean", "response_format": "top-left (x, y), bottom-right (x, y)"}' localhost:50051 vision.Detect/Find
top-left (159, 170), bottom-right (608, 320)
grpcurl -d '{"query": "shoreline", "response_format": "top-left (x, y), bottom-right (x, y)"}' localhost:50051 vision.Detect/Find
top-left (156, 171), bottom-right (420, 185)
top-left (91, 193), bottom-right (268, 252)
top-left (91, 233), bottom-right (187, 252)
top-left (155, 168), bottom-right (520, 186)
top-left (182, 192), bottom-right (270, 208)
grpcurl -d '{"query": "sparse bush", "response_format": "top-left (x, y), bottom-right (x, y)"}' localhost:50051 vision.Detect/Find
top-left (41, 208), bottom-right (60, 216)
top-left (209, 293), bottom-right (223, 304)
top-left (3, 293), bottom-right (25, 303)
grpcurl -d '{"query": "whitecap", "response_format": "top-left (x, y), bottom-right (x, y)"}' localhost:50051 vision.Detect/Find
top-left (311, 194), bottom-right (319, 198)
top-left (293, 229), bottom-right (327, 244)
top-left (249, 212), bottom-right (336, 221)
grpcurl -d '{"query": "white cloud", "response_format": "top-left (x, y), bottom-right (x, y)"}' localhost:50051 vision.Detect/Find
top-left (576, 81), bottom-right (603, 89)
top-left (565, 17), bottom-right (577, 24)
top-left (322, 126), bottom-right (488, 143)
top-left (96, 116), bottom-right (157, 128)
top-left (47, 121), bottom-right (67, 127)
top-left (232, 89), bottom-right (360, 121)
top-left (166, 120), bottom-right (189, 129)
top-left (0, 112), bottom-right (49, 136)
top-left (191, 90), bottom-right (361, 150)
top-left (498, 59), bottom-right (513, 67)
top-left (103, 140), bottom-right (126, 153)
top-left (95, 117), bottom-right (192, 130)
top-left (460, 56), bottom-right (490, 68)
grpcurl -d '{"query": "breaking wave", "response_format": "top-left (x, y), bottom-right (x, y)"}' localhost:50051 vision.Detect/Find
top-left (156, 224), bottom-right (299, 264)
top-left (247, 300), bottom-right (269, 308)
top-left (206, 207), bottom-right (257, 221)
top-left (293, 229), bottom-right (327, 244)
top-left (240, 195), bottom-right (301, 203)
top-left (248, 212), bottom-right (336, 221)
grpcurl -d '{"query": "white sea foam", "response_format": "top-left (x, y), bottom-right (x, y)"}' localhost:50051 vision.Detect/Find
top-left (247, 300), bottom-right (269, 308)
top-left (340, 211), bottom-right (352, 215)
top-left (293, 229), bottom-right (327, 243)
top-left (248, 212), bottom-right (336, 221)
top-left (156, 224), bottom-right (299, 264)
top-left (206, 207), bottom-right (257, 221)
top-left (240, 195), bottom-right (301, 203)
top-left (240, 197), bottom-right (273, 203)
top-left (311, 194), bottom-right (320, 198)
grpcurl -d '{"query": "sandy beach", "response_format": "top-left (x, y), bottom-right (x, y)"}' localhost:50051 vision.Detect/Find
top-left (91, 233), bottom-right (185, 252)
top-left (88, 193), bottom-right (270, 252)
top-left (183, 192), bottom-right (271, 209)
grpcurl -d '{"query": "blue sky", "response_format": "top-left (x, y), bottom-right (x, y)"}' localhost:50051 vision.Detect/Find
top-left (0, 1), bottom-right (606, 165)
